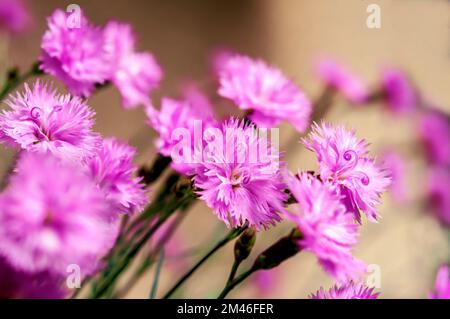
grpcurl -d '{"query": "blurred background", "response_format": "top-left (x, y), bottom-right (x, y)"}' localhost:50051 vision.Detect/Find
top-left (1, 0), bottom-right (450, 298)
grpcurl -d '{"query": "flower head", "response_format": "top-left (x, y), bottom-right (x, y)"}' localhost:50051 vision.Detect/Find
top-left (0, 152), bottom-right (118, 276)
top-left (104, 21), bottom-right (162, 108)
top-left (315, 58), bottom-right (368, 103)
top-left (0, 81), bottom-right (101, 162)
top-left (85, 138), bottom-right (148, 216)
top-left (381, 68), bottom-right (417, 114)
top-left (194, 118), bottom-right (287, 230)
top-left (284, 172), bottom-right (365, 282)
top-left (40, 9), bottom-right (111, 96)
top-left (419, 110), bottom-right (450, 166)
top-left (429, 265), bottom-right (450, 299)
top-left (303, 122), bottom-right (391, 222)
top-left (309, 281), bottom-right (379, 299)
top-left (0, 0), bottom-right (30, 34)
top-left (147, 85), bottom-right (217, 175)
top-left (217, 54), bottom-right (311, 132)
top-left (427, 166), bottom-right (450, 225)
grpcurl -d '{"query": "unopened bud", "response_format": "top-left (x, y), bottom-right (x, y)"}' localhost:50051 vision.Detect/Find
top-left (234, 228), bottom-right (256, 263)
top-left (252, 228), bottom-right (302, 270)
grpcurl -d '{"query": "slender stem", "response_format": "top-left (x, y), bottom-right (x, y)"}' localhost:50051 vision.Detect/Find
top-left (0, 62), bottom-right (43, 101)
top-left (226, 260), bottom-right (240, 285)
top-left (162, 227), bottom-right (246, 299)
top-left (149, 249), bottom-right (165, 299)
top-left (217, 267), bottom-right (257, 299)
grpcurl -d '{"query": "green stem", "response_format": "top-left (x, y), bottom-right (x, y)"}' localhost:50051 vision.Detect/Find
top-left (162, 227), bottom-right (246, 299)
top-left (217, 267), bottom-right (257, 299)
top-left (0, 62), bottom-right (43, 101)
top-left (226, 259), bottom-right (240, 285)
top-left (149, 249), bottom-right (165, 299)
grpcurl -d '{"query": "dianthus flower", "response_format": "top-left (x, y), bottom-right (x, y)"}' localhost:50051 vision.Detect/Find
top-left (0, 81), bottom-right (101, 162)
top-left (193, 118), bottom-right (287, 230)
top-left (40, 9), bottom-right (111, 96)
top-left (419, 110), bottom-right (450, 167)
top-left (315, 58), bottom-right (368, 103)
top-left (303, 122), bottom-right (391, 222)
top-left (104, 21), bottom-right (162, 108)
top-left (284, 172), bottom-right (365, 282)
top-left (380, 68), bottom-right (417, 114)
top-left (0, 0), bottom-right (30, 34)
top-left (309, 281), bottom-right (379, 299)
top-left (85, 138), bottom-right (148, 216)
top-left (217, 54), bottom-right (311, 132)
top-left (0, 152), bottom-right (118, 276)
top-left (429, 265), bottom-right (450, 299)
top-left (427, 166), bottom-right (450, 225)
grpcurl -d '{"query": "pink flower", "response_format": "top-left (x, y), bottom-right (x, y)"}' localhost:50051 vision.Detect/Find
top-left (85, 138), bottom-right (148, 216)
top-left (193, 118), bottom-right (287, 230)
top-left (284, 172), bottom-right (365, 282)
top-left (315, 59), bottom-right (368, 103)
top-left (303, 122), bottom-right (391, 222)
top-left (0, 256), bottom-right (65, 299)
top-left (309, 281), bottom-right (379, 299)
top-left (0, 0), bottom-right (30, 34)
top-left (381, 68), bottom-right (417, 114)
top-left (146, 85), bottom-right (217, 175)
top-left (252, 269), bottom-right (279, 298)
top-left (0, 152), bottom-right (118, 276)
top-left (429, 265), bottom-right (450, 299)
top-left (381, 151), bottom-right (408, 204)
top-left (0, 81), bottom-right (101, 162)
top-left (217, 54), bottom-right (311, 132)
top-left (427, 166), bottom-right (450, 225)
top-left (104, 21), bottom-right (162, 109)
top-left (419, 110), bottom-right (450, 166)
top-left (40, 9), bottom-right (111, 97)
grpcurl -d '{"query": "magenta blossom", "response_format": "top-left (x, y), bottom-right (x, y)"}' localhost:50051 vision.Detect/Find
top-left (0, 0), bottom-right (30, 34)
top-left (0, 152), bottom-right (118, 276)
top-left (427, 167), bottom-right (450, 225)
top-left (315, 58), bottom-right (368, 103)
top-left (303, 122), bottom-right (391, 222)
top-left (419, 110), bottom-right (450, 167)
top-left (217, 54), bottom-right (311, 132)
top-left (146, 85), bottom-right (217, 175)
top-left (284, 172), bottom-right (365, 282)
top-left (381, 151), bottom-right (408, 204)
top-left (0, 256), bottom-right (65, 299)
top-left (85, 138), bottom-right (148, 216)
top-left (381, 68), bottom-right (417, 114)
top-left (252, 269), bottom-right (279, 298)
top-left (309, 281), bottom-right (379, 299)
top-left (0, 81), bottom-right (101, 162)
top-left (40, 9), bottom-right (111, 96)
top-left (429, 265), bottom-right (450, 299)
top-left (104, 21), bottom-right (162, 109)
top-left (193, 118), bottom-right (287, 230)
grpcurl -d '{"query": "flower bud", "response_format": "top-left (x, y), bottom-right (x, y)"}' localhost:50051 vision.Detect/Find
top-left (252, 228), bottom-right (302, 270)
top-left (234, 228), bottom-right (256, 263)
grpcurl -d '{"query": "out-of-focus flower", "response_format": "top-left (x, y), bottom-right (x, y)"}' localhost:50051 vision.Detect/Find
top-left (284, 172), bottom-right (365, 282)
top-left (315, 59), bottom-right (368, 104)
top-left (194, 118), bottom-right (287, 230)
top-left (0, 81), bottom-right (101, 162)
top-left (309, 281), bottom-right (379, 299)
top-left (40, 9), bottom-right (111, 97)
top-left (419, 110), bottom-right (450, 167)
top-left (252, 269), bottom-right (279, 298)
top-left (303, 122), bottom-right (391, 222)
top-left (85, 138), bottom-right (148, 216)
top-left (0, 0), bottom-right (30, 34)
top-left (104, 21), bottom-right (162, 109)
top-left (380, 68), bottom-right (417, 114)
top-left (146, 85), bottom-right (217, 175)
top-left (381, 151), bottom-right (408, 204)
top-left (217, 54), bottom-right (311, 132)
top-left (0, 152), bottom-right (118, 276)
top-left (427, 167), bottom-right (450, 225)
top-left (429, 265), bottom-right (450, 299)
top-left (0, 256), bottom-right (65, 299)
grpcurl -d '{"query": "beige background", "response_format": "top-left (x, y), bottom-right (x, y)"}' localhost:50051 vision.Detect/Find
top-left (1, 0), bottom-right (450, 298)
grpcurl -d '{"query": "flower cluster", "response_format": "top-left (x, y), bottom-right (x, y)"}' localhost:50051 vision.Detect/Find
top-left (40, 9), bottom-right (161, 107)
